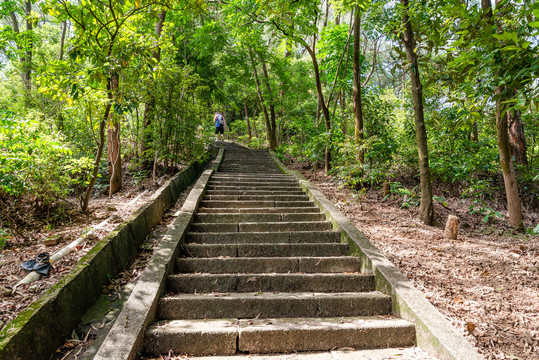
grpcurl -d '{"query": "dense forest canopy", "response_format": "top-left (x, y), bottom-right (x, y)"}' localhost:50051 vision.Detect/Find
top-left (1, 0), bottom-right (538, 244)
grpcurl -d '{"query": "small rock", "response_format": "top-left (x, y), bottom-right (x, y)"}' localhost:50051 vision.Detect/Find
top-left (2, 287), bottom-right (12, 297)
top-left (44, 235), bottom-right (62, 246)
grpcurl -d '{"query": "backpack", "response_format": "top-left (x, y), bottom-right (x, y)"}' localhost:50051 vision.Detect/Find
top-left (215, 114), bottom-right (223, 128)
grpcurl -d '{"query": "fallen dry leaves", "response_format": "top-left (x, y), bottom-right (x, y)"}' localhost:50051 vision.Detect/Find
top-left (295, 166), bottom-right (538, 360)
top-left (0, 174), bottom-right (174, 332)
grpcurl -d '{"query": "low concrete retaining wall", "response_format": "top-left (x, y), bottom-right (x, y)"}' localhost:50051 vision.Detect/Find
top-left (93, 148), bottom-right (224, 360)
top-left (0, 154), bottom-right (215, 359)
top-left (269, 151), bottom-right (483, 360)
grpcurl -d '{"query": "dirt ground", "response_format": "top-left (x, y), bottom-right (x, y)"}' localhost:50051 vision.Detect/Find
top-left (0, 172), bottom-right (173, 331)
top-left (290, 164), bottom-right (538, 360)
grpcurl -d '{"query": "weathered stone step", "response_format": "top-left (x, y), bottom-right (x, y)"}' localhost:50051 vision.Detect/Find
top-left (176, 256), bottom-right (361, 274)
top-left (200, 200), bottom-right (314, 208)
top-left (144, 317), bottom-right (415, 356)
top-left (208, 181), bottom-right (298, 188)
top-left (205, 189), bottom-right (305, 196)
top-left (185, 348), bottom-right (431, 360)
top-left (197, 207), bottom-right (320, 214)
top-left (204, 194), bottom-right (310, 201)
top-left (167, 273), bottom-right (375, 293)
top-left (218, 167), bottom-right (281, 172)
top-left (217, 171), bottom-right (283, 175)
top-left (186, 231), bottom-right (341, 244)
top-left (211, 174), bottom-right (293, 180)
top-left (157, 292), bottom-right (392, 320)
top-left (182, 243), bottom-right (349, 258)
top-left (212, 174), bottom-right (295, 180)
top-left (190, 221), bottom-right (333, 233)
top-left (194, 213), bottom-right (325, 223)
top-left (207, 185), bottom-right (300, 191)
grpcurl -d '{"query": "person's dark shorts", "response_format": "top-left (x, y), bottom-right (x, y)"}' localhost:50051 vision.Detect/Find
top-left (215, 126), bottom-right (224, 134)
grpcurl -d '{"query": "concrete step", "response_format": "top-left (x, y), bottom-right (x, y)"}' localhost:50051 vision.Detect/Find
top-left (204, 194), bottom-right (310, 201)
top-left (197, 207), bottom-right (320, 214)
top-left (182, 243), bottom-right (349, 257)
top-left (157, 292), bottom-right (392, 319)
top-left (176, 256), bottom-right (361, 274)
top-left (190, 221), bottom-right (333, 233)
top-left (144, 317), bottom-right (415, 356)
top-left (205, 190), bottom-right (305, 195)
top-left (186, 348), bottom-right (434, 360)
top-left (186, 231), bottom-right (341, 244)
top-left (212, 175), bottom-right (295, 181)
top-left (200, 200), bottom-right (314, 208)
top-left (194, 213), bottom-right (325, 223)
top-left (206, 185), bottom-right (300, 191)
top-left (208, 181), bottom-right (299, 188)
top-left (167, 273), bottom-right (375, 293)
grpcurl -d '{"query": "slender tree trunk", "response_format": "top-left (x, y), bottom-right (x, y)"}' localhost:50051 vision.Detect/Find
top-left (23, 1), bottom-right (32, 93)
top-left (470, 120), bottom-right (479, 142)
top-left (245, 101), bottom-right (252, 140)
top-left (252, 106), bottom-right (259, 139)
top-left (261, 61), bottom-right (277, 149)
top-left (304, 44), bottom-right (331, 173)
top-left (108, 73), bottom-right (122, 196)
top-left (483, 0), bottom-right (524, 229)
top-left (496, 88), bottom-right (524, 228)
top-left (401, 0), bottom-right (434, 225)
top-left (141, 10), bottom-right (166, 166)
top-left (248, 47), bottom-right (274, 149)
top-left (352, 7), bottom-right (365, 165)
top-left (508, 106), bottom-right (528, 166)
top-left (82, 80), bottom-right (113, 212)
top-left (59, 21), bottom-right (67, 61)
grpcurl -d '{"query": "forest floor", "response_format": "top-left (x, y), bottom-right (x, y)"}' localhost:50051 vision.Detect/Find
top-left (288, 163), bottom-right (539, 360)
top-left (0, 169), bottom-right (175, 331)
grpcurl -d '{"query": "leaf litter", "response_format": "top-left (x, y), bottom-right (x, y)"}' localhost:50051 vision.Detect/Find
top-left (294, 166), bottom-right (538, 360)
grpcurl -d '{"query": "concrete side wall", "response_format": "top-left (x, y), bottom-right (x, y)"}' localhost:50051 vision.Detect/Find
top-left (0, 157), bottom-right (212, 359)
top-left (268, 151), bottom-right (483, 360)
top-left (93, 148), bottom-right (224, 360)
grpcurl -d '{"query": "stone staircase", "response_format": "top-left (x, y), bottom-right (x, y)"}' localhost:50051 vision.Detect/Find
top-left (142, 148), bottom-right (416, 357)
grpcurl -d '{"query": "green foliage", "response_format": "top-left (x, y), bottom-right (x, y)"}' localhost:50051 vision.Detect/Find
top-left (0, 110), bottom-right (77, 207)
top-left (0, 227), bottom-right (11, 250)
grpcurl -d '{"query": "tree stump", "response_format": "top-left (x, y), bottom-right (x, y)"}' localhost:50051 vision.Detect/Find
top-left (444, 215), bottom-right (459, 239)
top-left (382, 182), bottom-right (390, 197)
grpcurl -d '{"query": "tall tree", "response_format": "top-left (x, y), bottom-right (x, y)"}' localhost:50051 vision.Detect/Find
top-left (400, 0), bottom-right (434, 225)
top-left (483, 0), bottom-right (524, 228)
top-left (352, 6), bottom-right (364, 164)
top-left (141, 10), bottom-right (167, 167)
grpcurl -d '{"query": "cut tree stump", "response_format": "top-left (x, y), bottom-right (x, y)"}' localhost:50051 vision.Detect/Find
top-left (444, 215), bottom-right (459, 239)
top-left (382, 182), bottom-right (390, 197)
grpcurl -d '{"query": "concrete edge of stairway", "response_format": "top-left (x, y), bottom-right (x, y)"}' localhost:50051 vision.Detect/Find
top-left (92, 147), bottom-right (225, 360)
top-left (268, 151), bottom-right (484, 360)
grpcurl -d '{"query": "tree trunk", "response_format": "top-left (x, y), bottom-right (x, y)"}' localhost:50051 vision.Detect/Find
top-left (108, 73), bottom-right (122, 196)
top-left (261, 61), bottom-right (277, 149)
top-left (23, 1), bottom-right (32, 93)
top-left (482, 0), bottom-right (524, 229)
top-left (470, 120), bottom-right (479, 142)
top-left (248, 47), bottom-right (273, 149)
top-left (82, 81), bottom-right (113, 213)
top-left (352, 7), bottom-right (365, 165)
top-left (252, 106), bottom-right (259, 139)
top-left (401, 0), bottom-right (434, 225)
top-left (59, 21), bottom-right (67, 61)
top-left (140, 10), bottom-right (167, 166)
top-left (496, 88), bottom-right (524, 229)
top-left (508, 107), bottom-right (528, 166)
top-left (304, 44), bottom-right (331, 173)
top-left (245, 101), bottom-right (252, 140)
